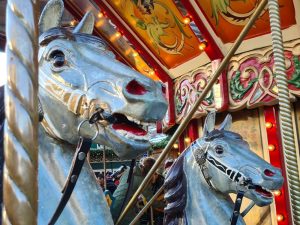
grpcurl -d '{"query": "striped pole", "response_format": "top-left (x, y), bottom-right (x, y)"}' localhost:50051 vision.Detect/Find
top-left (2, 0), bottom-right (39, 224)
top-left (268, 0), bottom-right (300, 224)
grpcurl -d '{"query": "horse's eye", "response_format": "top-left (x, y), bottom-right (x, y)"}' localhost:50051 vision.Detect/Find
top-left (50, 50), bottom-right (65, 67)
top-left (215, 145), bottom-right (224, 154)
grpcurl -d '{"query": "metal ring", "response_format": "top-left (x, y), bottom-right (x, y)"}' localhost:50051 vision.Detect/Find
top-left (77, 119), bottom-right (99, 140)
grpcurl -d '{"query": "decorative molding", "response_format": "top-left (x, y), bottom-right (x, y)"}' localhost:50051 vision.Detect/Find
top-left (174, 38), bottom-right (300, 122)
top-left (228, 38), bottom-right (300, 111)
top-left (174, 62), bottom-right (226, 122)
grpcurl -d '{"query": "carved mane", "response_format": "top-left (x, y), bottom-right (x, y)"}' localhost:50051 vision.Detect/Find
top-left (163, 151), bottom-right (187, 225)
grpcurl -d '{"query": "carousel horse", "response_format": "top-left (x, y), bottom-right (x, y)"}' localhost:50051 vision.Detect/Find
top-left (164, 112), bottom-right (283, 225)
top-left (33, 0), bottom-right (167, 224)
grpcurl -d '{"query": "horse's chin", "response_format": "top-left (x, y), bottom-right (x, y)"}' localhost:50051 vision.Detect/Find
top-left (103, 125), bottom-right (151, 159)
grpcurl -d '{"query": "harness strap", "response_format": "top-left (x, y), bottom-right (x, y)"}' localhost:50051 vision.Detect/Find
top-left (230, 191), bottom-right (245, 225)
top-left (48, 137), bottom-right (92, 225)
top-left (193, 142), bottom-right (215, 189)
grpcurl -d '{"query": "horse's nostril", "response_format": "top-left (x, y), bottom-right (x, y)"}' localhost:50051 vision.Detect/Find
top-left (264, 169), bottom-right (275, 177)
top-left (126, 80), bottom-right (147, 95)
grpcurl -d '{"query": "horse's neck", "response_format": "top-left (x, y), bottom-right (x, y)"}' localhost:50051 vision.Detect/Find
top-left (183, 149), bottom-right (245, 225)
top-left (38, 126), bottom-right (114, 225)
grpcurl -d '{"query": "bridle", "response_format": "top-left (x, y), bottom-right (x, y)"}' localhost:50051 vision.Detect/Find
top-left (191, 132), bottom-right (255, 225)
top-left (47, 112), bottom-right (104, 225)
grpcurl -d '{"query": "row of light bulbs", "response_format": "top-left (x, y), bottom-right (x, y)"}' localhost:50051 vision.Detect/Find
top-left (69, 11), bottom-right (158, 78)
top-left (71, 13), bottom-right (208, 51)
top-left (265, 121), bottom-right (286, 222)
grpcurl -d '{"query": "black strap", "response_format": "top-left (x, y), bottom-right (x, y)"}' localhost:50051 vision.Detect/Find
top-left (230, 191), bottom-right (245, 225)
top-left (48, 137), bottom-right (92, 225)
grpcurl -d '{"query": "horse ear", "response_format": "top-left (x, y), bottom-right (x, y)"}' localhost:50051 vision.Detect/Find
top-left (203, 111), bottom-right (216, 136)
top-left (219, 114), bottom-right (232, 131)
top-left (39, 0), bottom-right (64, 34)
top-left (73, 12), bottom-right (95, 34)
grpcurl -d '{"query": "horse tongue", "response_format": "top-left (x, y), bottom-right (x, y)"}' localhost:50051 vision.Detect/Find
top-left (113, 123), bottom-right (147, 136)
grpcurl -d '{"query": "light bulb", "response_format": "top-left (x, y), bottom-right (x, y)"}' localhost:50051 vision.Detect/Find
top-left (268, 144), bottom-right (276, 151)
top-left (277, 214), bottom-right (284, 222)
top-left (265, 122), bottom-right (273, 129)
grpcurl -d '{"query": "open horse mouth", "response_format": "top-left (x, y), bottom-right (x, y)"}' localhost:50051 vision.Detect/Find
top-left (254, 185), bottom-right (273, 198)
top-left (111, 113), bottom-right (150, 139)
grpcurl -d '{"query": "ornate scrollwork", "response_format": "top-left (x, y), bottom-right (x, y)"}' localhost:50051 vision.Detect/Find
top-left (228, 39), bottom-right (300, 110)
top-left (174, 64), bottom-right (216, 122)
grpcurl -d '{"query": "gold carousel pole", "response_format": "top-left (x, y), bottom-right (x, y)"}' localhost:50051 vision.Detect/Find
top-left (103, 146), bottom-right (107, 190)
top-left (2, 0), bottom-right (39, 224)
top-left (117, 0), bottom-right (268, 224)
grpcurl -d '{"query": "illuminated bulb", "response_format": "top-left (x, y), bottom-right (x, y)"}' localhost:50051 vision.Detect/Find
top-left (277, 214), bottom-right (284, 222)
top-left (274, 190), bottom-right (282, 197)
top-left (173, 143), bottom-right (179, 149)
top-left (97, 12), bottom-right (104, 18)
top-left (268, 144), bottom-right (276, 151)
top-left (184, 137), bottom-right (191, 143)
top-left (183, 17), bottom-right (191, 24)
top-left (149, 70), bottom-right (155, 76)
top-left (70, 20), bottom-right (76, 26)
top-left (178, 152), bottom-right (180, 156)
top-left (265, 122), bottom-right (273, 129)
top-left (132, 51), bottom-right (139, 57)
top-left (199, 41), bottom-right (207, 50)
top-left (115, 32), bottom-right (121, 38)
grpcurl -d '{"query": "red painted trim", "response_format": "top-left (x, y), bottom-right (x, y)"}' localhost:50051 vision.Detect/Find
top-left (264, 106), bottom-right (291, 225)
top-left (166, 81), bottom-right (176, 126)
top-left (156, 121), bottom-right (163, 133)
top-left (179, 134), bottom-right (185, 153)
top-left (188, 120), bottom-right (198, 142)
top-left (181, 0), bottom-right (223, 60)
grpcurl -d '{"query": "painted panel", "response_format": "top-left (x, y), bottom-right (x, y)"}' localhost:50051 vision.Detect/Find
top-left (107, 0), bottom-right (202, 68)
top-left (197, 0), bottom-right (296, 43)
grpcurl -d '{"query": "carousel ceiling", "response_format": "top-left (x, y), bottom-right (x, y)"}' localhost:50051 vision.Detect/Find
top-left (0, 0), bottom-right (298, 81)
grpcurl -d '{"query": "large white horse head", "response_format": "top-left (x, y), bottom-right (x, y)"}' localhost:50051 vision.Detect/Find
top-left (201, 112), bottom-right (283, 206)
top-left (38, 0), bottom-right (167, 159)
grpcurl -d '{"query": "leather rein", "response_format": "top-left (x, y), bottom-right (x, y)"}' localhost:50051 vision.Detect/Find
top-left (47, 110), bottom-right (115, 225)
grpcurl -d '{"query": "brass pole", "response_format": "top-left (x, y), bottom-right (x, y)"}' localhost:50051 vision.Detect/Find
top-left (103, 146), bottom-right (107, 190)
top-left (129, 186), bottom-right (164, 225)
top-left (116, 0), bottom-right (268, 223)
top-left (3, 0), bottom-right (39, 224)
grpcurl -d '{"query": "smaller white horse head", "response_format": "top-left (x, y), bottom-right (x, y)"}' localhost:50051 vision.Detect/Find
top-left (164, 112), bottom-right (284, 225)
top-left (38, 0), bottom-right (168, 159)
top-left (200, 112), bottom-right (283, 206)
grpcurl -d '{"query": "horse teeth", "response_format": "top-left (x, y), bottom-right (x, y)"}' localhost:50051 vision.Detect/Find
top-left (125, 114), bottom-right (155, 127)
top-left (115, 128), bottom-right (148, 140)
top-left (126, 115), bottom-right (141, 125)
top-left (262, 186), bottom-right (271, 192)
top-left (127, 115), bottom-right (134, 122)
